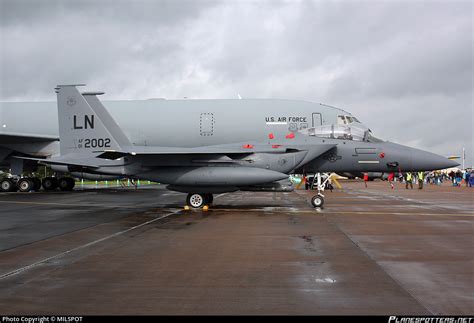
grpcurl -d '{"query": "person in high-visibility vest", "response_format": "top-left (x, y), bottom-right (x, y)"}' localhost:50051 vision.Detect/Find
top-left (405, 172), bottom-right (413, 189)
top-left (418, 171), bottom-right (424, 189)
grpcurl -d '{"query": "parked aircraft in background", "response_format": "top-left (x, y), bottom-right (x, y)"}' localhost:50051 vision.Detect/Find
top-left (1, 85), bottom-right (458, 207)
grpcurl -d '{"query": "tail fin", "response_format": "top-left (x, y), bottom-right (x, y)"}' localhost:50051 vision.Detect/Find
top-left (56, 84), bottom-right (131, 156)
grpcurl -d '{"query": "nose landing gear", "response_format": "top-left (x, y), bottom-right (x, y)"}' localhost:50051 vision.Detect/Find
top-left (309, 172), bottom-right (330, 208)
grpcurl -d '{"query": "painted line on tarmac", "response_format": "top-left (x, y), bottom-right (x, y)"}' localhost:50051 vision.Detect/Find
top-left (208, 208), bottom-right (474, 217)
top-left (0, 200), bottom-right (143, 209)
top-left (322, 211), bottom-right (474, 217)
top-left (0, 210), bottom-right (181, 280)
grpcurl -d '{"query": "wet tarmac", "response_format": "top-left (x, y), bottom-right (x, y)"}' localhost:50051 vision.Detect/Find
top-left (0, 181), bottom-right (472, 315)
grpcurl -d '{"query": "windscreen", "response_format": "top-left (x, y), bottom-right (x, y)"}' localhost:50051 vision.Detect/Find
top-left (301, 124), bottom-right (384, 143)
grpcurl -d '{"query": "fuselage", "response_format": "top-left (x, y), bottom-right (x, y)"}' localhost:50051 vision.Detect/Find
top-left (0, 98), bottom-right (457, 177)
top-left (0, 99), bottom-right (355, 148)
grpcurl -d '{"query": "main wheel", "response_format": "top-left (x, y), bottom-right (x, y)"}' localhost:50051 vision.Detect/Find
top-left (204, 194), bottom-right (213, 205)
top-left (0, 178), bottom-right (16, 192)
top-left (17, 178), bottom-right (33, 192)
top-left (58, 177), bottom-right (75, 191)
top-left (187, 193), bottom-right (205, 208)
top-left (311, 195), bottom-right (324, 208)
top-left (67, 177), bottom-right (76, 190)
top-left (31, 177), bottom-right (42, 191)
top-left (42, 177), bottom-right (58, 190)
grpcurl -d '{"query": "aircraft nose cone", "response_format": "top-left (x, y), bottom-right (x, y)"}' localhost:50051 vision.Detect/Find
top-left (411, 148), bottom-right (460, 171)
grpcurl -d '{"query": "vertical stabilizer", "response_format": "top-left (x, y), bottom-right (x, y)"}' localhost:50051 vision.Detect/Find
top-left (56, 84), bottom-right (131, 156)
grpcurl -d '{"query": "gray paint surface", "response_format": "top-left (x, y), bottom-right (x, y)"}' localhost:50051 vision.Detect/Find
top-left (0, 86), bottom-right (458, 196)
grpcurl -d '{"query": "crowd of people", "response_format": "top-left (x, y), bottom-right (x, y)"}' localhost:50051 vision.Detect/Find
top-left (363, 169), bottom-right (472, 189)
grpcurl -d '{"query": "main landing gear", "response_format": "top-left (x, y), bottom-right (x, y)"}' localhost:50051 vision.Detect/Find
top-left (0, 177), bottom-right (41, 192)
top-left (0, 176), bottom-right (75, 192)
top-left (186, 193), bottom-right (213, 209)
top-left (40, 177), bottom-right (75, 191)
top-left (0, 178), bottom-right (16, 192)
top-left (42, 177), bottom-right (75, 191)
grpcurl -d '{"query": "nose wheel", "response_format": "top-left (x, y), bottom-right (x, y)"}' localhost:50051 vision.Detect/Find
top-left (311, 194), bottom-right (324, 208)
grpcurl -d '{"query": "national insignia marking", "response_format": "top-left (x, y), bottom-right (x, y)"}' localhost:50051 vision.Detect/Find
top-left (325, 153), bottom-right (342, 162)
top-left (67, 97), bottom-right (76, 106)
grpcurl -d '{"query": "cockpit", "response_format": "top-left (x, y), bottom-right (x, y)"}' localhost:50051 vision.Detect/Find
top-left (337, 114), bottom-right (361, 125)
top-left (300, 123), bottom-right (384, 143)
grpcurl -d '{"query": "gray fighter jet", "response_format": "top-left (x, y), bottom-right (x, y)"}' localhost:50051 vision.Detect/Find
top-left (2, 84), bottom-right (457, 207)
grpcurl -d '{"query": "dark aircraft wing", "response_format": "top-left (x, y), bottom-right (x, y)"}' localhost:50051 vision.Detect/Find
top-left (94, 142), bottom-right (336, 160)
top-left (0, 132), bottom-right (59, 144)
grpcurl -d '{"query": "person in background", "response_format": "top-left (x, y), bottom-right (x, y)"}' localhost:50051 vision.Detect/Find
top-left (388, 172), bottom-right (395, 189)
top-left (405, 172), bottom-right (413, 189)
top-left (418, 171), bottom-right (424, 189)
top-left (464, 170), bottom-right (470, 188)
top-left (363, 172), bottom-right (369, 188)
top-left (455, 170), bottom-right (463, 187)
top-left (398, 170), bottom-right (404, 182)
top-left (448, 170), bottom-right (455, 186)
top-left (434, 171), bottom-right (440, 185)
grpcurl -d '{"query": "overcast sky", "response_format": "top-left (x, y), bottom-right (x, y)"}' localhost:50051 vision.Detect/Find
top-left (1, 0), bottom-right (472, 166)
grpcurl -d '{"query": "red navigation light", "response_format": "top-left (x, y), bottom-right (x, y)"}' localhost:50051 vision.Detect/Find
top-left (379, 152), bottom-right (385, 158)
top-left (285, 133), bottom-right (295, 139)
top-left (272, 145), bottom-right (281, 148)
top-left (242, 144), bottom-right (254, 149)
top-left (268, 133), bottom-right (274, 140)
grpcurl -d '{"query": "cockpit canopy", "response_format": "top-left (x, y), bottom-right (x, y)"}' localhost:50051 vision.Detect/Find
top-left (300, 124), bottom-right (384, 143)
top-left (337, 114), bottom-right (361, 125)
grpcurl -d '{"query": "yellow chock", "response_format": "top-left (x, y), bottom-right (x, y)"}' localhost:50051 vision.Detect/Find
top-left (202, 205), bottom-right (209, 212)
top-left (332, 177), bottom-right (342, 189)
top-left (184, 205), bottom-right (190, 211)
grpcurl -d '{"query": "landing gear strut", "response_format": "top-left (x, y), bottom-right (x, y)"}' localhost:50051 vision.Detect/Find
top-left (186, 193), bottom-right (213, 209)
top-left (310, 173), bottom-right (331, 208)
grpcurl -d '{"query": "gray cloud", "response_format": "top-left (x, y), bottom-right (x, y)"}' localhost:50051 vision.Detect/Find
top-left (1, 0), bottom-right (472, 165)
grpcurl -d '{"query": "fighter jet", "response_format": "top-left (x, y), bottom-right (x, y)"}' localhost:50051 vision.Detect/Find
top-left (4, 84), bottom-right (457, 208)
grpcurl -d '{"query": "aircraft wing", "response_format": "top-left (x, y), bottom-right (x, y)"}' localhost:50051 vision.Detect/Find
top-left (0, 132), bottom-right (59, 144)
top-left (94, 141), bottom-right (336, 158)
